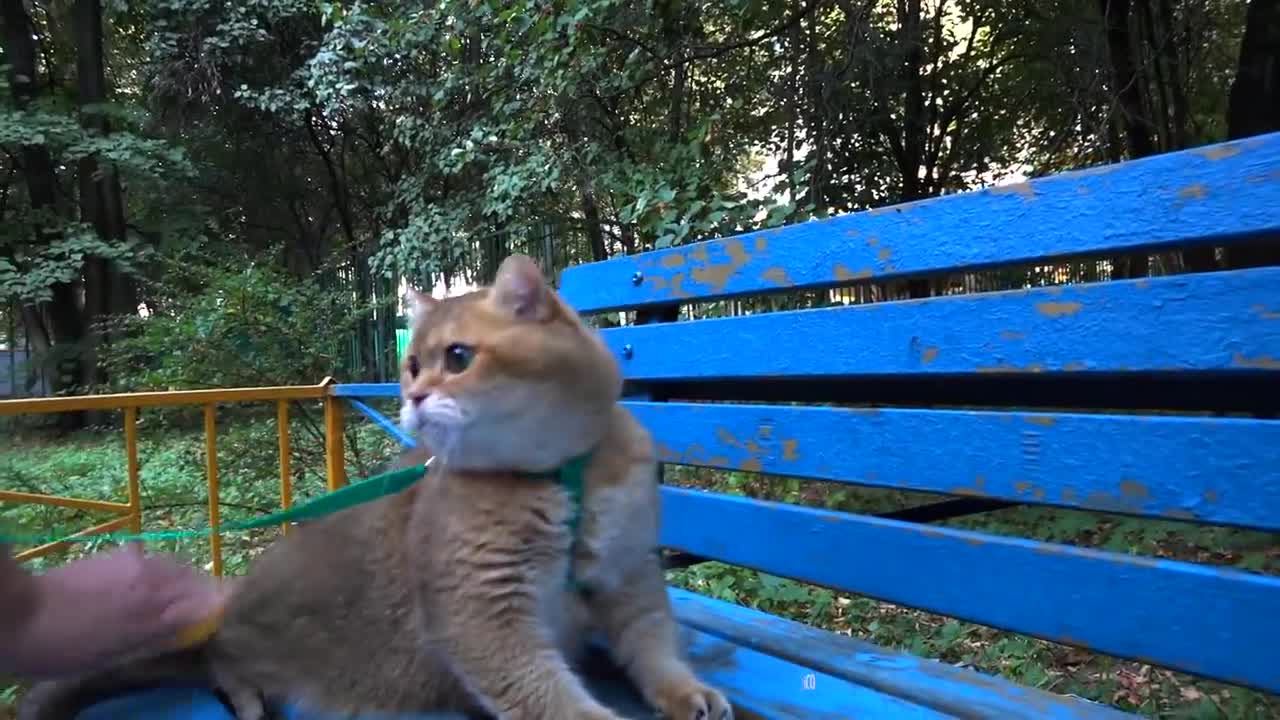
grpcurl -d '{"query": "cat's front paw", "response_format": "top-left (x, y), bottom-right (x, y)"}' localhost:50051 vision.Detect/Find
top-left (653, 678), bottom-right (733, 720)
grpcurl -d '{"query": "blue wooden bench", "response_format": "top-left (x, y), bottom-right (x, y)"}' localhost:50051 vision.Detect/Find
top-left (75, 133), bottom-right (1280, 718)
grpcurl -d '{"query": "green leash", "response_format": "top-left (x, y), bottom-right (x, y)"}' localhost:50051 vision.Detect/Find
top-left (0, 463), bottom-right (431, 547)
top-left (0, 455), bottom-right (593, 567)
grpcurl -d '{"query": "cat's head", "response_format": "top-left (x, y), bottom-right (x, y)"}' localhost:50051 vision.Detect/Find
top-left (399, 254), bottom-right (623, 472)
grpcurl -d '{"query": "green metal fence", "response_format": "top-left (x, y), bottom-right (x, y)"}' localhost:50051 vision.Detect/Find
top-left (395, 328), bottom-right (409, 364)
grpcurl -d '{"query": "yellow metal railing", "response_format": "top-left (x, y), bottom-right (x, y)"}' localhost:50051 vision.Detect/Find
top-left (0, 380), bottom-right (348, 575)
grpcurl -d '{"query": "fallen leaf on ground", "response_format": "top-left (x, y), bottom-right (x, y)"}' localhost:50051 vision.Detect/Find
top-left (1179, 686), bottom-right (1204, 701)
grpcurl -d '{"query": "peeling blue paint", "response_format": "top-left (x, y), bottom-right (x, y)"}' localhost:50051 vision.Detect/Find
top-left (599, 267), bottom-right (1280, 379)
top-left (560, 132), bottom-right (1280, 312)
top-left (625, 401), bottom-right (1280, 531)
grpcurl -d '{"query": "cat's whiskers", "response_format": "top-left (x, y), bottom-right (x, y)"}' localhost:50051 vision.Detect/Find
top-left (435, 430), bottom-right (461, 470)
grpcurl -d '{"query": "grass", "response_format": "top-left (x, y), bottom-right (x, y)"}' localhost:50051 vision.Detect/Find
top-left (1, 403), bottom-right (404, 573)
top-left (2, 412), bottom-right (1277, 719)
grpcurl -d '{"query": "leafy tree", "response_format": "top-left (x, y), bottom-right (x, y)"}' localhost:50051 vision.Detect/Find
top-left (1, 0), bottom-right (1271, 399)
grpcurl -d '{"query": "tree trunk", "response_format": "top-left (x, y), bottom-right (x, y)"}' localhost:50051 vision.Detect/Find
top-left (3, 0), bottom-right (86, 425)
top-left (892, 0), bottom-right (934, 299)
top-left (1176, 0), bottom-right (1216, 275)
top-left (1224, 0), bottom-right (1280, 270)
top-left (74, 0), bottom-right (133, 394)
top-left (1227, 0), bottom-right (1280, 141)
top-left (1098, 0), bottom-right (1158, 158)
top-left (785, 5), bottom-right (799, 219)
top-left (619, 223), bottom-right (637, 255)
top-left (579, 178), bottom-right (609, 262)
top-left (307, 112), bottom-right (374, 376)
top-left (804, 1), bottom-right (827, 212)
top-left (1156, 0), bottom-right (1189, 149)
top-left (898, 0), bottom-right (926, 202)
top-left (1097, 0), bottom-right (1154, 278)
top-left (1136, 0), bottom-right (1171, 150)
top-left (661, 0), bottom-right (686, 145)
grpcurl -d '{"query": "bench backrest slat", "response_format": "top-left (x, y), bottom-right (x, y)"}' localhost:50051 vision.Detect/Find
top-left (601, 267), bottom-right (1280, 380)
top-left (660, 487), bottom-right (1280, 694)
top-left (560, 134), bottom-right (1280, 313)
top-left (557, 132), bottom-right (1280, 695)
top-left (625, 401), bottom-right (1280, 533)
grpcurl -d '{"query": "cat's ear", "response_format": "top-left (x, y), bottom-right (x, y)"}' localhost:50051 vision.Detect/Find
top-left (406, 288), bottom-right (438, 325)
top-left (491, 254), bottom-right (554, 321)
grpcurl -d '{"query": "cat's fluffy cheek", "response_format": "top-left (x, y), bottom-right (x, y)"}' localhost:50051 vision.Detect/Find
top-left (399, 401), bottom-right (420, 432)
top-left (421, 394), bottom-right (466, 425)
top-left (400, 395), bottom-right (468, 459)
top-left (417, 422), bottom-right (464, 463)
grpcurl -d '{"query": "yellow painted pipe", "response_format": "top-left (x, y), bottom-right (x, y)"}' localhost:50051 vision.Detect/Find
top-left (13, 515), bottom-right (133, 562)
top-left (277, 400), bottom-right (293, 534)
top-left (124, 406), bottom-right (142, 535)
top-left (4, 381), bottom-right (354, 571)
top-left (0, 383), bottom-right (329, 416)
top-left (324, 395), bottom-right (346, 491)
top-left (204, 404), bottom-right (222, 577)
top-left (0, 491), bottom-right (131, 514)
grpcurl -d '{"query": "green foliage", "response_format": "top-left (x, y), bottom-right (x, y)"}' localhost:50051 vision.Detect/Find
top-left (0, 221), bottom-right (143, 304)
top-left (137, 0), bottom-right (798, 287)
top-left (99, 252), bottom-right (370, 392)
top-left (7, 0), bottom-right (1256, 394)
top-left (0, 100), bottom-right (198, 304)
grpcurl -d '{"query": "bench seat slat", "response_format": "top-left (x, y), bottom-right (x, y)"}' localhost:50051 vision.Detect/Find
top-left (677, 628), bottom-right (956, 719)
top-left (559, 132), bottom-right (1280, 312)
top-left (669, 589), bottom-right (1137, 720)
top-left (660, 487), bottom-right (1280, 694)
top-left (601, 266), bottom-right (1280, 380)
top-left (625, 401), bottom-right (1280, 531)
top-left (68, 605), bottom-right (1091, 720)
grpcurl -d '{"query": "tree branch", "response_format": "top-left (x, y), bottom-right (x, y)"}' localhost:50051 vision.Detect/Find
top-left (595, 0), bottom-right (823, 99)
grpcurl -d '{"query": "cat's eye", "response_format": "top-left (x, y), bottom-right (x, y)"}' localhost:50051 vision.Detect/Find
top-left (443, 343), bottom-right (475, 374)
top-left (406, 355), bottom-right (420, 378)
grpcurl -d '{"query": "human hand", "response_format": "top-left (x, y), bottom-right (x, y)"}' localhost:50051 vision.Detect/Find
top-left (18, 545), bottom-right (228, 677)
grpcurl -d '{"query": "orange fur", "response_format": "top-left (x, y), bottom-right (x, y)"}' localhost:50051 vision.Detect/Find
top-left (20, 255), bottom-right (731, 720)
top-left (397, 254), bottom-right (733, 719)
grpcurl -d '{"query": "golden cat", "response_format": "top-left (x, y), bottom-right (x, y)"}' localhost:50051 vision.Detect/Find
top-left (20, 254), bottom-right (732, 720)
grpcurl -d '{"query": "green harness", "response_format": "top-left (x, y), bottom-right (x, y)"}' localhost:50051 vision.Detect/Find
top-left (535, 452), bottom-right (592, 593)
top-left (1, 454), bottom-right (594, 590)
